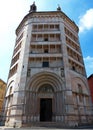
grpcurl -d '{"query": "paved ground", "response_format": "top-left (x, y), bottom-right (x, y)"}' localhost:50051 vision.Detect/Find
top-left (0, 125), bottom-right (93, 130)
top-left (0, 127), bottom-right (66, 130)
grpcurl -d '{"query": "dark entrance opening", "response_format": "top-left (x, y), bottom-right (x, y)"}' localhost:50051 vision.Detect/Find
top-left (40, 98), bottom-right (52, 121)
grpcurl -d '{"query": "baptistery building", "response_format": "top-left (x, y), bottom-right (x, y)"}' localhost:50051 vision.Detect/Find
top-left (3, 2), bottom-right (93, 127)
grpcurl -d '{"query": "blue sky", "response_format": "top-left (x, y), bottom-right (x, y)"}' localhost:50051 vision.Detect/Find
top-left (0, 0), bottom-right (93, 82)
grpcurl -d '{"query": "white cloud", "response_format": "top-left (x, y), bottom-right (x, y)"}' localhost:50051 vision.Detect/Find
top-left (84, 56), bottom-right (93, 77)
top-left (84, 56), bottom-right (93, 61)
top-left (78, 8), bottom-right (93, 33)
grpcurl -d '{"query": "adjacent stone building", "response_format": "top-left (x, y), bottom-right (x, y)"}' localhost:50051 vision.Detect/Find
top-left (3, 2), bottom-right (93, 127)
top-left (0, 79), bottom-right (6, 124)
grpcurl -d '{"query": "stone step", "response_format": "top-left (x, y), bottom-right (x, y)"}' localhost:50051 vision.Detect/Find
top-left (22, 122), bottom-right (67, 128)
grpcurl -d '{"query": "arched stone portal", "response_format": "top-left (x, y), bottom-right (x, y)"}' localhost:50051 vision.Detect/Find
top-left (24, 72), bottom-right (65, 123)
top-left (39, 84), bottom-right (54, 121)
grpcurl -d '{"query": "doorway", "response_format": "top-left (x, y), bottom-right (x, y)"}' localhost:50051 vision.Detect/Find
top-left (40, 98), bottom-right (52, 121)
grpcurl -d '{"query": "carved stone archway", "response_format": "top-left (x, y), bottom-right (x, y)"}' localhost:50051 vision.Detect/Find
top-left (24, 71), bottom-right (65, 123)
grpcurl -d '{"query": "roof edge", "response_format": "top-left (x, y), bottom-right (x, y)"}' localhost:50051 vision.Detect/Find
top-left (88, 74), bottom-right (93, 79)
top-left (16, 11), bottom-right (79, 35)
top-left (0, 78), bottom-right (6, 84)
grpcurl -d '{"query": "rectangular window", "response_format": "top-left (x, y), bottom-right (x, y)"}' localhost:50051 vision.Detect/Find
top-left (42, 61), bottom-right (49, 67)
top-left (44, 38), bottom-right (48, 41)
top-left (44, 49), bottom-right (48, 53)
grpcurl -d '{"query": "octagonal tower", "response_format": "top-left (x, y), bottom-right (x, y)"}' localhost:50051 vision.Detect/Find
top-left (3, 3), bottom-right (93, 127)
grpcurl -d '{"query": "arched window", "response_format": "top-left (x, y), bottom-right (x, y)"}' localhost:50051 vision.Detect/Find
top-left (38, 84), bottom-right (54, 93)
